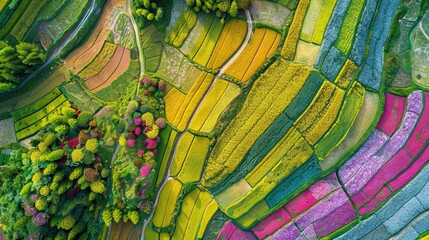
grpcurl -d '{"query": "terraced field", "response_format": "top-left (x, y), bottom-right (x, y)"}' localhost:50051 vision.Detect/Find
top-left (1, 0), bottom-right (429, 240)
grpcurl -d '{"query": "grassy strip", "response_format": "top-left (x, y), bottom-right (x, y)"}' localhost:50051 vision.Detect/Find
top-left (11, 88), bottom-right (63, 121)
top-left (9, 0), bottom-right (48, 40)
top-left (0, 0), bottom-right (30, 39)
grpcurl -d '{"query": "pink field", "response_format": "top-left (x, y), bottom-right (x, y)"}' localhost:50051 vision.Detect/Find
top-left (376, 93), bottom-right (405, 136)
top-left (284, 190), bottom-right (317, 218)
top-left (251, 208), bottom-right (291, 239)
top-left (217, 222), bottom-right (237, 240)
top-left (404, 92), bottom-right (429, 157)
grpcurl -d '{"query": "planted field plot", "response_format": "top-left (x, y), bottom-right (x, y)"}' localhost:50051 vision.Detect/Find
top-left (189, 79), bottom-right (241, 133)
top-left (0, 66), bottom-right (69, 115)
top-left (224, 28), bottom-right (281, 83)
top-left (187, 14), bottom-right (224, 67)
top-left (141, 24), bottom-right (164, 73)
top-left (249, 0), bottom-right (291, 27)
top-left (9, 0), bottom-right (48, 41)
top-left (0, 0), bottom-right (31, 39)
top-left (164, 72), bottom-right (214, 131)
top-left (165, 8), bottom-right (198, 48)
top-left (205, 19), bottom-right (247, 70)
top-left (11, 88), bottom-right (71, 140)
top-left (43, 0), bottom-right (89, 44)
top-left (0, 118), bottom-right (16, 146)
top-left (155, 126), bottom-right (178, 187)
top-left (111, 14), bottom-right (136, 49)
top-left (84, 45), bottom-right (131, 92)
top-left (281, 0), bottom-right (309, 59)
top-left (171, 189), bottom-right (218, 240)
top-left (94, 60), bottom-right (139, 102)
top-left (78, 41), bottom-right (118, 80)
top-left (60, 81), bottom-right (101, 113)
top-left (151, 178), bottom-right (182, 229)
top-left (64, 0), bottom-right (127, 72)
top-left (170, 132), bottom-right (211, 183)
top-left (411, 13), bottom-right (429, 88)
top-left (156, 45), bottom-right (198, 89)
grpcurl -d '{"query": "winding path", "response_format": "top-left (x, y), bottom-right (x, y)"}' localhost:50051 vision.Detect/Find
top-left (140, 10), bottom-right (253, 240)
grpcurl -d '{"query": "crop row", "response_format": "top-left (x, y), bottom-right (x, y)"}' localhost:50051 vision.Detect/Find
top-left (189, 79), bottom-right (241, 133)
top-left (165, 8), bottom-right (197, 48)
top-left (335, 0), bottom-right (366, 54)
top-left (0, 0), bottom-right (30, 39)
top-left (311, 0), bottom-right (338, 44)
top-left (205, 19), bottom-right (247, 70)
top-left (170, 132), bottom-right (211, 183)
top-left (16, 101), bottom-right (71, 140)
top-left (152, 178), bottom-right (183, 229)
top-left (9, 0), bottom-right (48, 41)
top-left (141, 24), bottom-right (164, 73)
top-left (14, 94), bottom-right (68, 131)
top-left (78, 41), bottom-right (117, 80)
top-left (203, 61), bottom-right (311, 189)
top-left (281, 0), bottom-right (309, 59)
top-left (164, 72), bottom-right (214, 132)
top-left (224, 28), bottom-right (280, 83)
top-left (314, 82), bottom-right (364, 160)
top-left (11, 88), bottom-right (63, 121)
top-left (187, 13), bottom-right (224, 67)
top-left (155, 127), bottom-right (177, 187)
top-left (294, 81), bottom-right (345, 145)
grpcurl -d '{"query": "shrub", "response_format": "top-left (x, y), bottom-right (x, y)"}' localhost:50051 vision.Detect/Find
top-left (141, 112), bottom-right (154, 126)
top-left (102, 209), bottom-right (112, 226)
top-left (20, 182), bottom-right (32, 196)
top-left (68, 118), bottom-right (78, 129)
top-left (77, 111), bottom-right (93, 128)
top-left (89, 180), bottom-right (105, 193)
top-left (43, 133), bottom-right (57, 146)
top-left (85, 138), bottom-right (98, 153)
top-left (71, 149), bottom-right (84, 163)
top-left (30, 151), bottom-right (41, 162)
top-left (69, 168), bottom-right (83, 180)
top-left (58, 215), bottom-right (75, 230)
top-left (127, 211), bottom-right (139, 224)
top-left (67, 221), bottom-right (85, 240)
top-left (46, 149), bottom-right (65, 161)
top-left (32, 172), bottom-right (43, 183)
top-left (35, 198), bottom-right (47, 211)
top-left (43, 163), bottom-right (57, 175)
top-left (39, 185), bottom-right (50, 196)
top-left (61, 107), bottom-right (76, 119)
top-left (53, 171), bottom-right (65, 182)
top-left (112, 209), bottom-right (122, 223)
top-left (38, 142), bottom-right (48, 153)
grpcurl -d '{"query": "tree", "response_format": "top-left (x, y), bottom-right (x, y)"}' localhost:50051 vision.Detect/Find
top-left (236, 0), bottom-right (250, 9)
top-left (16, 42), bottom-right (45, 68)
top-left (228, 0), bottom-right (238, 17)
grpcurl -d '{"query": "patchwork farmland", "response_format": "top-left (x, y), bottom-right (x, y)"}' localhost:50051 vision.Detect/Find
top-left (1, 0), bottom-right (429, 240)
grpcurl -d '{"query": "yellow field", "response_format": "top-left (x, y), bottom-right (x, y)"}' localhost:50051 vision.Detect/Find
top-left (236, 200), bottom-right (270, 228)
top-left (312, 0), bottom-right (338, 44)
top-left (300, 0), bottom-right (323, 42)
top-left (170, 132), bottom-right (211, 183)
top-left (78, 42), bottom-right (117, 80)
top-left (295, 40), bottom-right (321, 66)
top-left (224, 28), bottom-right (281, 83)
top-left (164, 72), bottom-right (214, 131)
top-left (320, 91), bottom-right (378, 171)
top-left (172, 189), bottom-right (214, 240)
top-left (144, 227), bottom-right (159, 240)
top-left (152, 178), bottom-right (182, 228)
top-left (295, 81), bottom-right (345, 145)
top-left (281, 0), bottom-right (310, 59)
top-left (191, 17), bottom-right (224, 67)
top-left (315, 82), bottom-right (365, 159)
top-left (206, 19), bottom-right (247, 70)
top-left (336, 0), bottom-right (366, 54)
top-left (244, 127), bottom-right (302, 186)
top-left (224, 134), bottom-right (313, 218)
top-left (335, 58), bottom-right (358, 88)
top-left (197, 201), bottom-right (218, 238)
top-left (156, 130), bottom-right (178, 187)
top-left (203, 61), bottom-right (311, 187)
top-left (189, 80), bottom-right (241, 133)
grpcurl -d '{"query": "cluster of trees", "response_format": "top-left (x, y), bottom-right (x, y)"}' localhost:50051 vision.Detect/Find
top-left (133, 0), bottom-right (165, 28)
top-left (0, 41), bottom-right (45, 94)
top-left (185, 0), bottom-right (250, 20)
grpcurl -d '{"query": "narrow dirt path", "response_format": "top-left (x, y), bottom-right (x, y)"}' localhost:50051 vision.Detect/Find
top-left (140, 10), bottom-right (253, 239)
